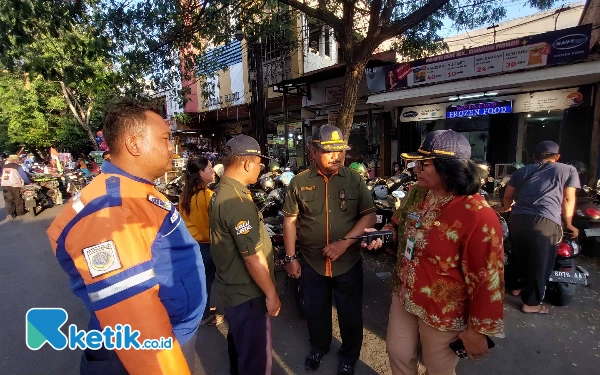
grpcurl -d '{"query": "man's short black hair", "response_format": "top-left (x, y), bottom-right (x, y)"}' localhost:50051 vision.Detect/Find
top-left (101, 98), bottom-right (158, 155)
top-left (535, 152), bottom-right (559, 161)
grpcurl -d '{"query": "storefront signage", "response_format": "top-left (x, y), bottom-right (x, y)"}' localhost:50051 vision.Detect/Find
top-left (446, 101), bottom-right (513, 118)
top-left (400, 104), bottom-right (446, 122)
top-left (513, 87), bottom-right (586, 112)
top-left (372, 24), bottom-right (591, 93)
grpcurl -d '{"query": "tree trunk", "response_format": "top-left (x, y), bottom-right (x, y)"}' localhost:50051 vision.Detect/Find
top-left (336, 61), bottom-right (367, 139)
top-left (60, 81), bottom-right (99, 150)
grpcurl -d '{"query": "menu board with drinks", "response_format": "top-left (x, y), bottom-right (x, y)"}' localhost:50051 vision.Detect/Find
top-left (379, 24), bottom-right (591, 92)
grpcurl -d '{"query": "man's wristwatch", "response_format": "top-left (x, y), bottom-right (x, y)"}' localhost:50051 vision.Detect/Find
top-left (284, 254), bottom-right (300, 264)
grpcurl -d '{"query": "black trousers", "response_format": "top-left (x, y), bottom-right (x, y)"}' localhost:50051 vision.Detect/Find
top-left (509, 214), bottom-right (562, 306)
top-left (301, 258), bottom-right (363, 364)
top-left (225, 297), bottom-right (272, 375)
top-left (2, 186), bottom-right (24, 217)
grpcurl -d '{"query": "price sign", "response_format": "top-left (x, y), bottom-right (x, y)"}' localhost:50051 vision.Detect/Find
top-left (474, 52), bottom-right (503, 76)
top-left (445, 57), bottom-right (474, 80)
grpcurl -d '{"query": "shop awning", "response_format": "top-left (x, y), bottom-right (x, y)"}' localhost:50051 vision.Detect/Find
top-left (367, 60), bottom-right (600, 107)
top-left (274, 50), bottom-right (398, 87)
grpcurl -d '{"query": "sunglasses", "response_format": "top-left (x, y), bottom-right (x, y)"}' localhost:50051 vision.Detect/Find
top-left (415, 160), bottom-right (434, 170)
top-left (339, 189), bottom-right (347, 212)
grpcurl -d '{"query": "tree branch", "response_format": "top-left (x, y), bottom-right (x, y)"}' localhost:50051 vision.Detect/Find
top-left (378, 0), bottom-right (449, 42)
top-left (278, 0), bottom-right (345, 37)
top-left (60, 81), bottom-right (84, 126)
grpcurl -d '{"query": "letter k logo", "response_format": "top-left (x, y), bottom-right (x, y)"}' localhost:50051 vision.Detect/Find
top-left (26, 308), bottom-right (68, 350)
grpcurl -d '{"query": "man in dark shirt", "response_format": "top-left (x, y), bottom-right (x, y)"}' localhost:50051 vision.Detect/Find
top-left (499, 140), bottom-right (579, 314)
top-left (209, 135), bottom-right (279, 375)
top-left (283, 125), bottom-right (376, 375)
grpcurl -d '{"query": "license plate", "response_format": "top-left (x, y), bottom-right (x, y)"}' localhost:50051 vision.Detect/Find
top-left (376, 215), bottom-right (383, 224)
top-left (584, 228), bottom-right (600, 237)
top-left (548, 270), bottom-right (588, 285)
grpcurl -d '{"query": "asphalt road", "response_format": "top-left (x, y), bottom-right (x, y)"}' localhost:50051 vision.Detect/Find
top-left (0, 199), bottom-right (599, 374)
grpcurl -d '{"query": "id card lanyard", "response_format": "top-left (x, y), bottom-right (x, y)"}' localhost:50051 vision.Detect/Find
top-left (405, 212), bottom-right (421, 261)
top-left (405, 196), bottom-right (433, 261)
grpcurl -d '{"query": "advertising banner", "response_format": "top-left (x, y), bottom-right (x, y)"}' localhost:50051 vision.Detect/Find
top-left (400, 104), bottom-right (446, 122)
top-left (513, 87), bottom-right (587, 112)
top-left (377, 24), bottom-right (591, 92)
top-left (446, 100), bottom-right (513, 118)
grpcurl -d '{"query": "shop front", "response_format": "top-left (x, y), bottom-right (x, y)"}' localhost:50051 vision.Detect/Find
top-left (394, 86), bottom-right (595, 169)
top-left (367, 24), bottom-right (599, 177)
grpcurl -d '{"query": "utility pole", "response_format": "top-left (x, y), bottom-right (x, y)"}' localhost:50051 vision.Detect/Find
top-left (254, 37), bottom-right (267, 155)
top-left (487, 24), bottom-right (499, 44)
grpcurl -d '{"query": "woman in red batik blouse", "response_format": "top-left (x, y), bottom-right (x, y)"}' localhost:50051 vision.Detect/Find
top-left (364, 130), bottom-right (504, 375)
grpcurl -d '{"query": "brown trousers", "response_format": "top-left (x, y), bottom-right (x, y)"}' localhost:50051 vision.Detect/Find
top-left (386, 294), bottom-right (459, 375)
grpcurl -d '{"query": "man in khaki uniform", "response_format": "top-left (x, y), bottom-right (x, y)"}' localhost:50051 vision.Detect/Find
top-left (283, 125), bottom-right (376, 375)
top-left (210, 135), bottom-right (279, 375)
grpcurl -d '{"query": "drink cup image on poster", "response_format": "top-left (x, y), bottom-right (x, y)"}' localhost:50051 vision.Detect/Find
top-left (412, 66), bottom-right (427, 83)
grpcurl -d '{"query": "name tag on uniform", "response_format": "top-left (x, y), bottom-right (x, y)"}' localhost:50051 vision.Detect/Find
top-left (407, 213), bottom-right (420, 221)
top-left (301, 186), bottom-right (316, 191)
top-left (404, 238), bottom-right (415, 261)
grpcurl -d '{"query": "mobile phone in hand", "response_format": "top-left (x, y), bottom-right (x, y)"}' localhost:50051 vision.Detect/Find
top-left (449, 336), bottom-right (495, 358)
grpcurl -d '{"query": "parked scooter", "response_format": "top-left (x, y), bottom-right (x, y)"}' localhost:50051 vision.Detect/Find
top-left (20, 184), bottom-right (52, 216)
top-left (566, 160), bottom-right (600, 257)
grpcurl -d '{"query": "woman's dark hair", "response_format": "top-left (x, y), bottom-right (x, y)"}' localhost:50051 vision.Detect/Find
top-left (180, 157), bottom-right (210, 216)
top-left (433, 158), bottom-right (482, 196)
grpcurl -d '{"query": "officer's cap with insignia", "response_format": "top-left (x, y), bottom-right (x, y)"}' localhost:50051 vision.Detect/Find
top-left (222, 135), bottom-right (271, 160)
top-left (312, 124), bottom-right (351, 152)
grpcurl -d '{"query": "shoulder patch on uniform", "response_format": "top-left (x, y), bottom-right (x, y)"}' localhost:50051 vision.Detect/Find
top-left (148, 194), bottom-right (172, 211)
top-left (235, 220), bottom-right (252, 235)
top-left (82, 241), bottom-right (123, 278)
top-left (301, 186), bottom-right (316, 191)
top-left (170, 210), bottom-right (179, 224)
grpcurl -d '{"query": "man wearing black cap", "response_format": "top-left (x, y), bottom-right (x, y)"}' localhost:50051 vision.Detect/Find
top-left (282, 125), bottom-right (376, 375)
top-left (209, 134), bottom-right (279, 375)
top-left (500, 140), bottom-right (580, 314)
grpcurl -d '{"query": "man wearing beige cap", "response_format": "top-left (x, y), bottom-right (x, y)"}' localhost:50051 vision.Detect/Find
top-left (1, 154), bottom-right (30, 219)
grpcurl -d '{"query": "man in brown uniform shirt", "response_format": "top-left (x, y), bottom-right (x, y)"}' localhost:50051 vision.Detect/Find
top-left (283, 125), bottom-right (376, 375)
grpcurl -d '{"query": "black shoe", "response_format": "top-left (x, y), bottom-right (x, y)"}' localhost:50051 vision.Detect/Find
top-left (337, 363), bottom-right (355, 375)
top-left (305, 352), bottom-right (324, 372)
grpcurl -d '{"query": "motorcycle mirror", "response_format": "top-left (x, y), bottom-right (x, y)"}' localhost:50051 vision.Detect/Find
top-left (407, 162), bottom-right (416, 169)
top-left (392, 190), bottom-right (406, 199)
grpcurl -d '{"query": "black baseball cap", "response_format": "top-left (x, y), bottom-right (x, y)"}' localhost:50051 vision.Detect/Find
top-left (222, 135), bottom-right (270, 159)
top-left (312, 125), bottom-right (351, 152)
top-left (534, 140), bottom-right (559, 155)
top-left (401, 130), bottom-right (471, 160)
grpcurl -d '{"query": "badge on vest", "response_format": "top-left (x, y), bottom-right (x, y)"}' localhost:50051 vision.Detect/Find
top-left (148, 194), bottom-right (172, 211)
top-left (82, 240), bottom-right (123, 278)
top-left (301, 186), bottom-right (316, 191)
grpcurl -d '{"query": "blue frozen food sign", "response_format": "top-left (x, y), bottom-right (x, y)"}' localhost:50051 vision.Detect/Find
top-left (446, 100), bottom-right (513, 118)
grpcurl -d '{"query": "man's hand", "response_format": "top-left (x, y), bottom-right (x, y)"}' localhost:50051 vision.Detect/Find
top-left (322, 241), bottom-right (349, 261)
top-left (495, 206), bottom-right (511, 213)
top-left (566, 225), bottom-right (579, 238)
top-left (285, 259), bottom-right (301, 279)
top-left (457, 327), bottom-right (491, 360)
top-left (361, 228), bottom-right (383, 250)
top-left (265, 293), bottom-right (281, 317)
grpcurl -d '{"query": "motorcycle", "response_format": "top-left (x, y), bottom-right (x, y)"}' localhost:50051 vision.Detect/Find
top-left (572, 196), bottom-right (600, 257)
top-left (155, 174), bottom-right (183, 209)
top-left (546, 233), bottom-right (589, 306)
top-left (20, 184), bottom-right (52, 216)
